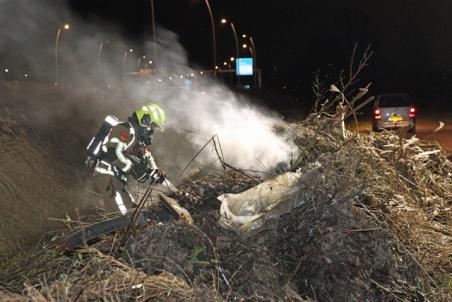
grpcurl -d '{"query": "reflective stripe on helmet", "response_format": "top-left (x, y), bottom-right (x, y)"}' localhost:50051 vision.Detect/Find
top-left (149, 106), bottom-right (160, 121)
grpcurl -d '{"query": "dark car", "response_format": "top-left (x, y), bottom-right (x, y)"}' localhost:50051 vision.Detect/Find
top-left (372, 93), bottom-right (416, 133)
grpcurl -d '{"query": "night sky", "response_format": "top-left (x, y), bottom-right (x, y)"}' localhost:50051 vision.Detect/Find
top-left (3, 0), bottom-right (452, 106)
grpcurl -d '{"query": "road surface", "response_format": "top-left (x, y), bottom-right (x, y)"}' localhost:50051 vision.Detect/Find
top-left (348, 115), bottom-right (452, 156)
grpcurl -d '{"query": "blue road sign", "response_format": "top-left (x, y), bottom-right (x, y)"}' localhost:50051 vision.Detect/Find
top-left (236, 58), bottom-right (253, 76)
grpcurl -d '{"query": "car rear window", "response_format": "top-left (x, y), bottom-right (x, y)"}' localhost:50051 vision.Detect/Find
top-left (378, 95), bottom-right (412, 107)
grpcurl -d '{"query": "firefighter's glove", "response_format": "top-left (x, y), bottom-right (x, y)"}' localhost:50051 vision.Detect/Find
top-left (148, 169), bottom-right (166, 184)
top-left (131, 161), bottom-right (148, 183)
top-left (84, 155), bottom-right (97, 168)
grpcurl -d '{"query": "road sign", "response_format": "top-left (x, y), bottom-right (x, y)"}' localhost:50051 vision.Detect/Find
top-left (236, 58), bottom-right (253, 76)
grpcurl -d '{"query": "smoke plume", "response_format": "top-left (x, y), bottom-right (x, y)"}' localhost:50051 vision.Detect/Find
top-left (0, 0), bottom-right (292, 176)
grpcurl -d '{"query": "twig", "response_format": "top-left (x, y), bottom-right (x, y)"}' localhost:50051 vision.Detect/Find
top-left (370, 279), bottom-right (406, 302)
top-left (343, 227), bottom-right (381, 233)
top-left (212, 135), bottom-right (226, 169)
top-left (179, 135), bottom-right (215, 178)
top-left (114, 186), bottom-right (153, 257)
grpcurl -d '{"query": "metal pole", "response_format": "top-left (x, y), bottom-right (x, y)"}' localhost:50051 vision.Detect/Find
top-left (249, 36), bottom-right (258, 89)
top-left (230, 22), bottom-right (240, 85)
top-left (150, 0), bottom-right (157, 69)
top-left (97, 42), bottom-right (104, 79)
top-left (122, 51), bottom-right (128, 79)
top-left (249, 36), bottom-right (256, 67)
top-left (203, 0), bottom-right (217, 72)
top-left (230, 23), bottom-right (240, 62)
top-left (54, 28), bottom-right (61, 85)
top-left (249, 46), bottom-right (257, 89)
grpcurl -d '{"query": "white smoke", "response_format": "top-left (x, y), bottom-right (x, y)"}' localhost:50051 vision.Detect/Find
top-left (0, 0), bottom-right (292, 174)
top-left (139, 81), bottom-right (291, 171)
top-left (120, 28), bottom-right (291, 171)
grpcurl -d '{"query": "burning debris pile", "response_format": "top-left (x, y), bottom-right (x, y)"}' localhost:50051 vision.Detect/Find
top-left (0, 57), bottom-right (450, 301)
top-left (1, 111), bottom-right (450, 301)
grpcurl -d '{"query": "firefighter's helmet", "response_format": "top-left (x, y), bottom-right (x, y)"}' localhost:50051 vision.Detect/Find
top-left (134, 103), bottom-right (166, 130)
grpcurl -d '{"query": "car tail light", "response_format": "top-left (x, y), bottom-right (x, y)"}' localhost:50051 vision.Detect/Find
top-left (409, 107), bottom-right (416, 118)
top-left (374, 108), bottom-right (381, 120)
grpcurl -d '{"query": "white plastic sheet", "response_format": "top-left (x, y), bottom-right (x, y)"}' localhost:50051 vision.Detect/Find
top-left (218, 171), bottom-right (303, 233)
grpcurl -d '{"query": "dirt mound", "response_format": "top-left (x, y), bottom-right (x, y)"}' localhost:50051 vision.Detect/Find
top-left (0, 83), bottom-right (109, 255)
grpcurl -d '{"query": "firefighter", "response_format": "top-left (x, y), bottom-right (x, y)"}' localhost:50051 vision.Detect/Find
top-left (85, 103), bottom-right (166, 215)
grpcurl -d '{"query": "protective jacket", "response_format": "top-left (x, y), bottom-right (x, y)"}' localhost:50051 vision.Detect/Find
top-left (94, 121), bottom-right (158, 181)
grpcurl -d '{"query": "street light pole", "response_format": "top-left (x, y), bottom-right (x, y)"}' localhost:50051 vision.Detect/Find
top-left (249, 36), bottom-right (257, 67)
top-left (248, 36), bottom-right (260, 89)
top-left (203, 0), bottom-right (217, 71)
top-left (230, 22), bottom-right (239, 62)
top-left (221, 19), bottom-right (239, 62)
top-left (150, 0), bottom-right (157, 69)
top-left (221, 18), bottom-right (240, 85)
top-left (97, 42), bottom-right (104, 79)
top-left (137, 56), bottom-right (146, 70)
top-left (122, 49), bottom-right (133, 78)
top-left (54, 23), bottom-right (70, 86)
top-left (244, 44), bottom-right (256, 66)
top-left (243, 40), bottom-right (259, 89)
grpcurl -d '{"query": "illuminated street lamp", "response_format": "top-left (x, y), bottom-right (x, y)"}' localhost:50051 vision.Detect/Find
top-left (249, 36), bottom-right (257, 67)
top-left (242, 36), bottom-right (257, 68)
top-left (241, 35), bottom-right (259, 88)
top-left (221, 20), bottom-right (239, 56)
top-left (203, 0), bottom-right (217, 71)
top-left (230, 57), bottom-right (235, 61)
top-left (220, 18), bottom-right (240, 81)
top-left (150, 0), bottom-right (157, 68)
top-left (54, 23), bottom-right (70, 85)
top-left (144, 60), bottom-right (153, 70)
top-left (137, 56), bottom-right (146, 70)
top-left (4, 68), bottom-right (9, 73)
top-left (122, 48), bottom-right (134, 78)
top-left (96, 40), bottom-right (110, 79)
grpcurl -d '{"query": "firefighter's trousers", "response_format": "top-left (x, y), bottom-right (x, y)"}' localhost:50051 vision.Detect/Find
top-left (92, 173), bottom-right (135, 215)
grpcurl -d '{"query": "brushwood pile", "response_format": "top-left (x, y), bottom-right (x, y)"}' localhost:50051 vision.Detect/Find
top-left (1, 110), bottom-right (450, 302)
